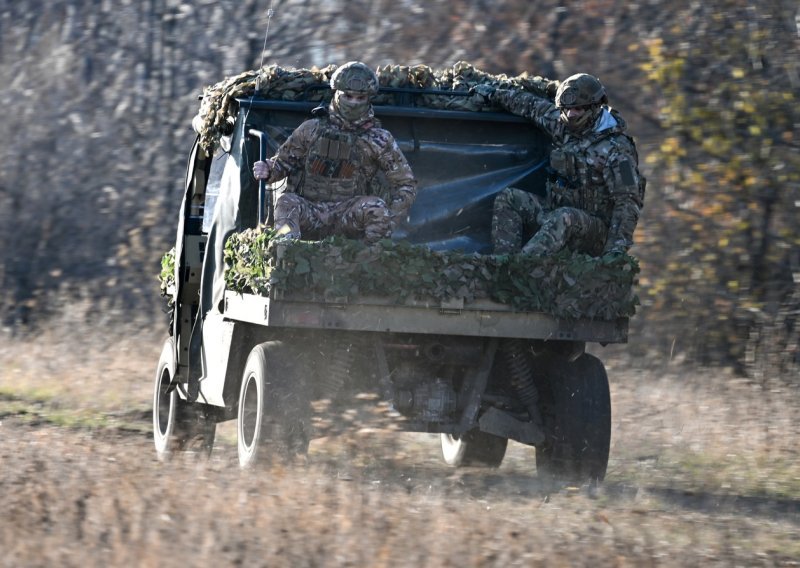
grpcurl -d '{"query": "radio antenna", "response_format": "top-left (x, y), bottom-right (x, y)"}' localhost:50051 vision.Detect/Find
top-left (255, 1), bottom-right (276, 92)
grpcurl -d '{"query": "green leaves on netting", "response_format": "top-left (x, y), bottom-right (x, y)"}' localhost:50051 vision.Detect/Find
top-left (222, 228), bottom-right (280, 296)
top-left (158, 247), bottom-right (176, 297)
top-left (221, 230), bottom-right (639, 320)
top-left (193, 61), bottom-right (558, 154)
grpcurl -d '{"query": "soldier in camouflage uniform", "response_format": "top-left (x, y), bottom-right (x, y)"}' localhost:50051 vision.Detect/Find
top-left (253, 61), bottom-right (417, 243)
top-left (475, 73), bottom-right (645, 256)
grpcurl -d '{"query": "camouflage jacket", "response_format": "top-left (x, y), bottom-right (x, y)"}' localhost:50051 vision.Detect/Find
top-left (493, 89), bottom-right (645, 253)
top-left (264, 104), bottom-right (417, 220)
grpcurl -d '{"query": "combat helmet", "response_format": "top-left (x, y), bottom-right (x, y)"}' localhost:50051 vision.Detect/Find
top-left (555, 73), bottom-right (608, 132)
top-left (330, 61), bottom-right (379, 96)
top-left (555, 73), bottom-right (607, 108)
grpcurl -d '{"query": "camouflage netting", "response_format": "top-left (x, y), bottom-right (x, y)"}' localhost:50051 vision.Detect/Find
top-left (219, 230), bottom-right (639, 321)
top-left (194, 61), bottom-right (558, 154)
top-left (159, 247), bottom-right (176, 297)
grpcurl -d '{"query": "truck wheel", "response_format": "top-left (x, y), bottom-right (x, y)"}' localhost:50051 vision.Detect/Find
top-left (535, 353), bottom-right (611, 483)
top-left (152, 337), bottom-right (216, 460)
top-left (440, 430), bottom-right (508, 467)
top-left (237, 343), bottom-right (269, 468)
top-left (237, 342), bottom-right (310, 468)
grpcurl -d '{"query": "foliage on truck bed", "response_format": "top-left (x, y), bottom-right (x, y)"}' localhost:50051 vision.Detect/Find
top-left (215, 229), bottom-right (639, 320)
top-left (194, 61), bottom-right (557, 154)
top-left (159, 247), bottom-right (175, 298)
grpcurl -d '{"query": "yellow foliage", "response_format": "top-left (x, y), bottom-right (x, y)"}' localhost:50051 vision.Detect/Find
top-left (634, 3), bottom-right (800, 368)
top-left (659, 137), bottom-right (685, 156)
top-left (689, 171), bottom-right (705, 186)
top-left (703, 203), bottom-right (724, 216)
top-left (701, 137), bottom-right (731, 156)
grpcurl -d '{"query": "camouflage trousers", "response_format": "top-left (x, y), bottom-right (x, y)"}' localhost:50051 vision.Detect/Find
top-left (274, 192), bottom-right (393, 243)
top-left (491, 187), bottom-right (607, 256)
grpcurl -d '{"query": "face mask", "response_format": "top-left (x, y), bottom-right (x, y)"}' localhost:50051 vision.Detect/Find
top-left (560, 105), bottom-right (597, 133)
top-left (334, 91), bottom-right (370, 122)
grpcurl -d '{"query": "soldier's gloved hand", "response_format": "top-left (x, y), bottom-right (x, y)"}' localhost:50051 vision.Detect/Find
top-left (602, 236), bottom-right (629, 258)
top-left (253, 160), bottom-right (272, 180)
top-left (602, 246), bottom-right (626, 259)
top-left (546, 80), bottom-right (559, 100)
top-left (469, 84), bottom-right (497, 104)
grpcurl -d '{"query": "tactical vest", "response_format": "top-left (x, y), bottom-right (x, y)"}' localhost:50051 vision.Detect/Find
top-left (299, 122), bottom-right (364, 202)
top-left (547, 127), bottom-right (630, 224)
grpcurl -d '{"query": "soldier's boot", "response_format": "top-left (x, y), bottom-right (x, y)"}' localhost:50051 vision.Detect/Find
top-left (521, 232), bottom-right (559, 255)
top-left (521, 210), bottom-right (570, 256)
top-left (362, 208), bottom-right (392, 243)
top-left (274, 193), bottom-right (306, 239)
top-left (273, 219), bottom-right (301, 240)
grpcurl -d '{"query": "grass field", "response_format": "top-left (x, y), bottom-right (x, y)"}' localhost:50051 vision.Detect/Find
top-left (1, 330), bottom-right (799, 566)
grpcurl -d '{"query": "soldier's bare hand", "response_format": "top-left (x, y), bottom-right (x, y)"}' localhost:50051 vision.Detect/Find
top-left (253, 160), bottom-right (271, 180)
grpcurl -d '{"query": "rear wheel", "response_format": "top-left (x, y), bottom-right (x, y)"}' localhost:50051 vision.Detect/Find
top-left (237, 345), bottom-right (268, 468)
top-left (237, 342), bottom-right (310, 468)
top-left (440, 430), bottom-right (508, 467)
top-left (535, 353), bottom-right (611, 483)
top-left (152, 337), bottom-right (216, 460)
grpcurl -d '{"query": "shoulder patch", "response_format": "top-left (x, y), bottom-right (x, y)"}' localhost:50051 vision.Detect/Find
top-left (618, 158), bottom-right (636, 186)
top-left (367, 127), bottom-right (393, 149)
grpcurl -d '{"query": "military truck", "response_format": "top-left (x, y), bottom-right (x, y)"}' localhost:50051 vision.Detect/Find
top-left (153, 77), bottom-right (634, 482)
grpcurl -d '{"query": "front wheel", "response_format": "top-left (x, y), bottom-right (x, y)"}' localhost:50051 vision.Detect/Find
top-left (152, 337), bottom-right (216, 460)
top-left (535, 353), bottom-right (611, 483)
top-left (440, 430), bottom-right (508, 467)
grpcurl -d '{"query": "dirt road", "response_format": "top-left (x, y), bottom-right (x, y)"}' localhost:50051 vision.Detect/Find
top-left (1, 335), bottom-right (799, 566)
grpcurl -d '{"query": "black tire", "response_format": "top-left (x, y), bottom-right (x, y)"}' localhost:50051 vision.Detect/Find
top-left (152, 337), bottom-right (216, 460)
top-left (237, 342), bottom-right (310, 469)
top-left (440, 430), bottom-right (508, 467)
top-left (535, 353), bottom-right (611, 483)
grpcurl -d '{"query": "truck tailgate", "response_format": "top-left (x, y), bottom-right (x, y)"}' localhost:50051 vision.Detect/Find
top-left (223, 291), bottom-right (628, 343)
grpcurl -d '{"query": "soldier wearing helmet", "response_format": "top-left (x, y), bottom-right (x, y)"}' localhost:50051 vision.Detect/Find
top-left (253, 61), bottom-right (416, 243)
top-left (555, 73), bottom-right (609, 133)
top-left (473, 73), bottom-right (645, 257)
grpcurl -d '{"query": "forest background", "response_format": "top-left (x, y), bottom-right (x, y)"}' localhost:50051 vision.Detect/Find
top-left (0, 0), bottom-right (798, 378)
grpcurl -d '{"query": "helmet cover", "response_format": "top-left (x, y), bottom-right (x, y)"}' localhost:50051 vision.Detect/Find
top-left (555, 73), bottom-right (607, 109)
top-left (330, 61), bottom-right (379, 96)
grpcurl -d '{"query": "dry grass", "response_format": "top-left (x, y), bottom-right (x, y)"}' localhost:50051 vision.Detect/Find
top-left (1, 330), bottom-right (799, 567)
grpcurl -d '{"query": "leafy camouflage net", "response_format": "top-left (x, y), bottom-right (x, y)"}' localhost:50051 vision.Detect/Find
top-left (194, 61), bottom-right (557, 154)
top-left (222, 230), bottom-right (639, 321)
top-left (158, 247), bottom-right (176, 324)
top-left (159, 247), bottom-right (176, 298)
